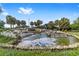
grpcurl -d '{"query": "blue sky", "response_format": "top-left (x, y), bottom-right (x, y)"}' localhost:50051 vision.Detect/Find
top-left (1, 3), bottom-right (79, 24)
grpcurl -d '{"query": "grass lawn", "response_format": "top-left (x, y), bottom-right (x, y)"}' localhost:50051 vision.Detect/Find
top-left (0, 48), bottom-right (79, 56)
top-left (67, 31), bottom-right (79, 42)
top-left (67, 31), bottom-right (79, 36)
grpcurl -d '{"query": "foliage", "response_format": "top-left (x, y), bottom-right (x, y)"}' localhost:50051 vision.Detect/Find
top-left (0, 21), bottom-right (5, 28)
top-left (6, 15), bottom-right (16, 28)
top-left (56, 37), bottom-right (70, 46)
top-left (20, 20), bottom-right (26, 26)
top-left (12, 35), bottom-right (21, 45)
top-left (59, 17), bottom-right (70, 30)
top-left (74, 17), bottom-right (79, 25)
top-left (35, 28), bottom-right (41, 33)
top-left (33, 20), bottom-right (43, 28)
top-left (16, 20), bottom-right (21, 27)
top-left (54, 19), bottom-right (59, 26)
top-left (47, 21), bottom-right (55, 29)
top-left (30, 21), bottom-right (34, 28)
top-left (20, 20), bottom-right (26, 28)
top-left (0, 35), bottom-right (15, 43)
top-left (0, 47), bottom-right (79, 56)
top-left (70, 24), bottom-right (79, 30)
top-left (28, 28), bottom-right (35, 31)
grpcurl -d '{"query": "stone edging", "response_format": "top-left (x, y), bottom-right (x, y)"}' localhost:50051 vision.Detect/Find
top-left (0, 42), bottom-right (79, 50)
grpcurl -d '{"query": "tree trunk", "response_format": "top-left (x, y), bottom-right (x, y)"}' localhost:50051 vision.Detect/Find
top-left (10, 25), bottom-right (12, 29)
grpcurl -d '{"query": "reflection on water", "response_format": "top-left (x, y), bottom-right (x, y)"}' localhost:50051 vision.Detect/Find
top-left (18, 33), bottom-right (77, 47)
top-left (22, 33), bottom-right (48, 41)
top-left (18, 33), bottom-right (57, 47)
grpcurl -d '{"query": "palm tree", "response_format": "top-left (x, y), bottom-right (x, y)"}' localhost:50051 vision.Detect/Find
top-left (34, 21), bottom-right (37, 27)
top-left (12, 17), bottom-right (16, 28)
top-left (6, 15), bottom-right (16, 28)
top-left (34, 20), bottom-right (43, 28)
top-left (54, 20), bottom-right (60, 30)
top-left (37, 20), bottom-right (42, 27)
top-left (55, 20), bottom-right (59, 26)
top-left (0, 20), bottom-right (5, 28)
top-left (30, 21), bottom-right (34, 28)
top-left (20, 20), bottom-right (26, 28)
top-left (59, 17), bottom-right (70, 30)
top-left (47, 21), bottom-right (54, 30)
top-left (16, 20), bottom-right (21, 27)
top-left (6, 15), bottom-right (12, 28)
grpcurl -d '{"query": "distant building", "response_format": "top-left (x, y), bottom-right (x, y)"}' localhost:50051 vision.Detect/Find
top-left (4, 24), bottom-right (17, 28)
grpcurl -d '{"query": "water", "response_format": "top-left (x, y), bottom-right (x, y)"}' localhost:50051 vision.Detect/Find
top-left (18, 33), bottom-right (57, 47)
top-left (22, 33), bottom-right (48, 41)
top-left (18, 33), bottom-right (77, 47)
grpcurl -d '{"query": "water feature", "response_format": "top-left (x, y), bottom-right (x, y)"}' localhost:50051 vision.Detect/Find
top-left (18, 33), bottom-right (57, 47)
top-left (18, 33), bottom-right (78, 47)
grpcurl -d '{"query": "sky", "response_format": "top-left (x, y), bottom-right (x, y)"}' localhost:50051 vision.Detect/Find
top-left (0, 3), bottom-right (79, 27)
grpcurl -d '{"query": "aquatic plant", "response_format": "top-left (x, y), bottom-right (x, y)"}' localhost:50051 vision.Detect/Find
top-left (56, 37), bottom-right (70, 46)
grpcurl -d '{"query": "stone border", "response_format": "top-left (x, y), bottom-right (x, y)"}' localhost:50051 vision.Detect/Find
top-left (0, 42), bottom-right (79, 50)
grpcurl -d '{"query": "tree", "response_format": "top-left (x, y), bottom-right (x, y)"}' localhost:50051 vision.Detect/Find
top-left (70, 17), bottom-right (79, 30)
top-left (74, 17), bottom-right (79, 25)
top-left (16, 20), bottom-right (21, 27)
top-left (42, 24), bottom-right (48, 29)
top-left (0, 20), bottom-right (5, 28)
top-left (12, 17), bottom-right (16, 28)
top-left (30, 21), bottom-right (34, 28)
top-left (34, 21), bottom-right (37, 27)
top-left (37, 20), bottom-right (42, 27)
top-left (54, 20), bottom-right (60, 26)
top-left (59, 17), bottom-right (70, 30)
top-left (70, 24), bottom-right (79, 30)
top-left (34, 20), bottom-right (43, 28)
top-left (20, 20), bottom-right (26, 28)
top-left (6, 15), bottom-right (16, 28)
top-left (54, 20), bottom-right (60, 30)
top-left (47, 21), bottom-right (55, 30)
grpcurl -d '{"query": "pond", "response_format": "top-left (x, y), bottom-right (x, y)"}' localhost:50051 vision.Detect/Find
top-left (18, 33), bottom-right (77, 47)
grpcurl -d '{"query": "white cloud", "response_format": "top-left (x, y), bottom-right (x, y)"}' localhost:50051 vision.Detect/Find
top-left (18, 7), bottom-right (34, 15)
top-left (2, 12), bottom-right (9, 16)
top-left (0, 4), bottom-right (9, 16)
top-left (0, 5), bottom-right (5, 12)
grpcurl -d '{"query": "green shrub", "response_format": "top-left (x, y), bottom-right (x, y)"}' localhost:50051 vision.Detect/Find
top-left (35, 28), bottom-right (41, 33)
top-left (0, 35), bottom-right (15, 43)
top-left (56, 37), bottom-right (70, 46)
top-left (0, 29), bottom-right (4, 32)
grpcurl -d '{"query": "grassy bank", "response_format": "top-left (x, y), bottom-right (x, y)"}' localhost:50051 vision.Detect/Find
top-left (0, 35), bottom-right (15, 43)
top-left (0, 48), bottom-right (79, 56)
top-left (56, 37), bottom-right (70, 46)
top-left (68, 32), bottom-right (79, 36)
top-left (67, 31), bottom-right (79, 42)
